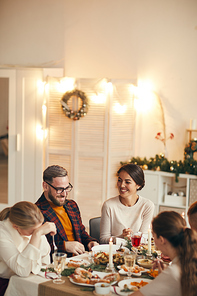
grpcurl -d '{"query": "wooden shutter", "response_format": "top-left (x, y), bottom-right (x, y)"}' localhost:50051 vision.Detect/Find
top-left (46, 77), bottom-right (136, 227)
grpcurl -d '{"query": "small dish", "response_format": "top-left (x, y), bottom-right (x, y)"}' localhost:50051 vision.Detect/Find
top-left (94, 283), bottom-right (111, 295)
top-left (137, 258), bottom-right (153, 269)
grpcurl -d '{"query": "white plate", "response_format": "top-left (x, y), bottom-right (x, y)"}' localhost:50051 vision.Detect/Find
top-left (92, 244), bottom-right (129, 254)
top-left (92, 244), bottom-right (122, 253)
top-left (69, 271), bottom-right (118, 287)
top-left (111, 286), bottom-right (135, 296)
top-left (69, 277), bottom-right (93, 287)
top-left (118, 278), bottom-right (152, 290)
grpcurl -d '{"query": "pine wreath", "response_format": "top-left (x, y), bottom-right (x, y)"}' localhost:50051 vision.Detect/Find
top-left (60, 89), bottom-right (89, 120)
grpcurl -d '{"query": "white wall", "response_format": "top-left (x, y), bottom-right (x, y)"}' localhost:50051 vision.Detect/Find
top-left (0, 0), bottom-right (197, 162)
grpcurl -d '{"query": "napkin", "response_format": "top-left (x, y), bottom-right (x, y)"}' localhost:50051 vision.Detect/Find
top-left (38, 265), bottom-right (58, 279)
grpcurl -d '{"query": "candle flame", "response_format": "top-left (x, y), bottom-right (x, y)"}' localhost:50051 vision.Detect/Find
top-left (109, 237), bottom-right (113, 242)
top-left (181, 212), bottom-right (185, 219)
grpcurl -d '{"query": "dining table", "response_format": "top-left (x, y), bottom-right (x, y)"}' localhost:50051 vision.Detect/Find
top-left (4, 248), bottom-right (154, 296)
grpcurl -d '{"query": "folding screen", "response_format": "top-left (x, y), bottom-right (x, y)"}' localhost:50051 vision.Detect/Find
top-left (45, 77), bottom-right (136, 227)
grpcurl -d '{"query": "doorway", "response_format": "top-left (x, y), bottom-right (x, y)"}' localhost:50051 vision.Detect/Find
top-left (0, 78), bottom-right (8, 204)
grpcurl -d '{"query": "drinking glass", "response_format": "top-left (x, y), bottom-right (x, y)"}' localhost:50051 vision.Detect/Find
top-left (124, 251), bottom-right (136, 279)
top-left (131, 232), bottom-right (142, 248)
top-left (53, 252), bottom-right (67, 284)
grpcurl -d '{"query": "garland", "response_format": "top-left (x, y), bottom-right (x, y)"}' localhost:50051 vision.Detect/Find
top-left (121, 153), bottom-right (197, 182)
top-left (60, 89), bottom-right (89, 120)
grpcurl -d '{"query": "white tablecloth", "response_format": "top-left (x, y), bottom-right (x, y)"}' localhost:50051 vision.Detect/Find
top-left (4, 253), bottom-right (91, 296)
top-left (4, 274), bottom-right (49, 296)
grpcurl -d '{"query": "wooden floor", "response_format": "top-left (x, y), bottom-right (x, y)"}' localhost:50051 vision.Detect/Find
top-left (0, 154), bottom-right (8, 204)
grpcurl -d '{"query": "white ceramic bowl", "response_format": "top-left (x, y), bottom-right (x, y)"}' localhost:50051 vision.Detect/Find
top-left (94, 283), bottom-right (111, 295)
top-left (137, 258), bottom-right (153, 269)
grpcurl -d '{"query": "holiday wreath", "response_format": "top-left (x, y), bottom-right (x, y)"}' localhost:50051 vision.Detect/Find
top-left (60, 89), bottom-right (89, 120)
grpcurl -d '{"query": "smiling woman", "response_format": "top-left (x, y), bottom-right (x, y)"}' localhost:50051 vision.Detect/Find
top-left (100, 163), bottom-right (155, 244)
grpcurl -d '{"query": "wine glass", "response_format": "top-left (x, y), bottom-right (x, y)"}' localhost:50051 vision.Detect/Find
top-left (53, 252), bottom-right (67, 284)
top-left (131, 232), bottom-right (142, 251)
top-left (124, 251), bottom-right (136, 279)
top-left (131, 232), bottom-right (142, 247)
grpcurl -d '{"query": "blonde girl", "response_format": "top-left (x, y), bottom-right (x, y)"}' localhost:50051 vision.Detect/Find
top-left (0, 201), bottom-right (56, 296)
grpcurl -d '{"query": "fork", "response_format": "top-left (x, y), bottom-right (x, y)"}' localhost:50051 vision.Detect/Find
top-left (52, 235), bottom-right (58, 253)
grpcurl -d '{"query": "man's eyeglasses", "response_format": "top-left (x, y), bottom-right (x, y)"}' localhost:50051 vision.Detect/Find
top-left (45, 181), bottom-right (73, 194)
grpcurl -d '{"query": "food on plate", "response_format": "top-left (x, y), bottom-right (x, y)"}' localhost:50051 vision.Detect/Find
top-left (89, 278), bottom-right (110, 285)
top-left (74, 267), bottom-right (92, 278)
top-left (71, 274), bottom-right (91, 284)
top-left (94, 251), bottom-right (124, 265)
top-left (130, 280), bottom-right (149, 288)
top-left (70, 267), bottom-right (119, 285)
top-left (67, 259), bottom-right (89, 268)
top-left (103, 272), bottom-right (120, 282)
top-left (116, 247), bottom-right (125, 252)
top-left (121, 284), bottom-right (138, 292)
top-left (121, 264), bottom-right (145, 273)
top-left (122, 280), bottom-right (148, 291)
top-left (147, 269), bottom-right (159, 278)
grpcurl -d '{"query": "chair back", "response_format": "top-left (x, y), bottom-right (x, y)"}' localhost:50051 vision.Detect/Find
top-left (89, 216), bottom-right (101, 242)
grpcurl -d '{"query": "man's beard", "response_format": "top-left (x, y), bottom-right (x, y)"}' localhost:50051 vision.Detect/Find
top-left (48, 190), bottom-right (66, 207)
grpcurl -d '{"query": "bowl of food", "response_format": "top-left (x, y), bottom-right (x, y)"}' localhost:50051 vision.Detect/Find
top-left (137, 258), bottom-right (153, 269)
top-left (94, 282), bottom-right (111, 295)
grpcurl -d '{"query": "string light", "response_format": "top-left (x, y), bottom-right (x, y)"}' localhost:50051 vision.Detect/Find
top-left (91, 93), bottom-right (106, 104)
top-left (113, 103), bottom-right (127, 114)
top-left (57, 77), bottom-right (75, 93)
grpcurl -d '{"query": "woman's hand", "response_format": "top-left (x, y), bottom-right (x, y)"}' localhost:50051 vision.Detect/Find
top-left (34, 222), bottom-right (57, 236)
top-left (122, 228), bottom-right (132, 239)
top-left (152, 258), bottom-right (166, 274)
top-left (30, 222), bottom-right (56, 249)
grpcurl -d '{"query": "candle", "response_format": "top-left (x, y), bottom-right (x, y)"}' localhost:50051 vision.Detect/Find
top-left (109, 237), bottom-right (113, 268)
top-left (148, 227), bottom-right (151, 255)
top-left (190, 119), bottom-right (196, 130)
top-left (181, 212), bottom-right (185, 219)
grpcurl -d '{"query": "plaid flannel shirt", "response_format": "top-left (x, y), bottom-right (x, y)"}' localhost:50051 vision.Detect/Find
top-left (35, 193), bottom-right (97, 259)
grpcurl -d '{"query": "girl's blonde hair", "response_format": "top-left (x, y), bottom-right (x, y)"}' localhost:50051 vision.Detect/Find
top-left (0, 201), bottom-right (44, 229)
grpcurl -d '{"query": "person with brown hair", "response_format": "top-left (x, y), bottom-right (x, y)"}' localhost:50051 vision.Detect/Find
top-left (0, 201), bottom-right (56, 296)
top-left (100, 163), bottom-right (154, 244)
top-left (187, 201), bottom-right (197, 231)
top-left (35, 165), bottom-right (98, 258)
top-left (132, 211), bottom-right (197, 296)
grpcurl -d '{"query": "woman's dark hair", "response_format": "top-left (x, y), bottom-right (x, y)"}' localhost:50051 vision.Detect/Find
top-left (117, 163), bottom-right (145, 190)
top-left (152, 211), bottom-right (197, 296)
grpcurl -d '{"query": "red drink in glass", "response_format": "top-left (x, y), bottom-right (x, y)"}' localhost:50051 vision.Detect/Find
top-left (131, 235), bottom-right (141, 247)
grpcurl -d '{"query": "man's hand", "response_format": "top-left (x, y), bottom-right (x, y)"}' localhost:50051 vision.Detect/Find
top-left (64, 241), bottom-right (85, 255)
top-left (88, 241), bottom-right (99, 250)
